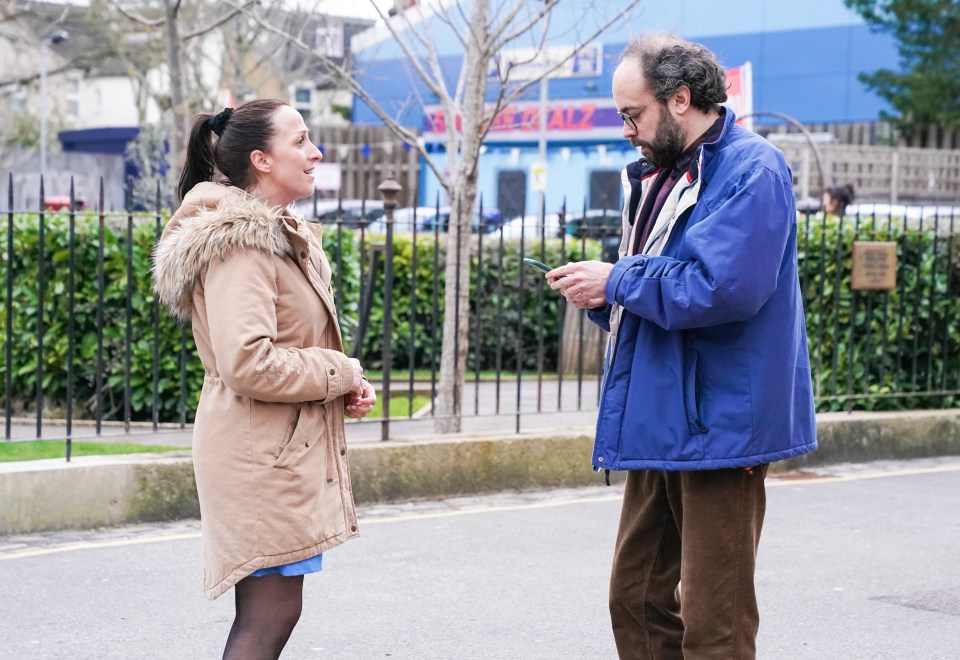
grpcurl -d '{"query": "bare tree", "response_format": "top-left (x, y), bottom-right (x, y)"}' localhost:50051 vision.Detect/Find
top-left (106, 0), bottom-right (260, 171)
top-left (236, 0), bottom-right (640, 432)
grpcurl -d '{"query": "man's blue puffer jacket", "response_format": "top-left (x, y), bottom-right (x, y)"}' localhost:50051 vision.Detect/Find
top-left (588, 110), bottom-right (817, 471)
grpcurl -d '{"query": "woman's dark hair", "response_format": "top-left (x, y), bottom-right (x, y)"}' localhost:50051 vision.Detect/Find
top-left (825, 183), bottom-right (855, 209)
top-left (177, 98), bottom-right (288, 202)
top-left (619, 34), bottom-right (728, 112)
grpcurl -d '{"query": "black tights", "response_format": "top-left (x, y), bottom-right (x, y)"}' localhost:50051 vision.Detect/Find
top-left (222, 573), bottom-right (304, 660)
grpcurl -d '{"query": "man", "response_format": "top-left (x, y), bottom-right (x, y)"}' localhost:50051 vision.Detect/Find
top-left (548, 35), bottom-right (816, 659)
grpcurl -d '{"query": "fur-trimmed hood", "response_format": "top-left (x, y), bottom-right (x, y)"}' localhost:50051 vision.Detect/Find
top-left (153, 183), bottom-right (294, 321)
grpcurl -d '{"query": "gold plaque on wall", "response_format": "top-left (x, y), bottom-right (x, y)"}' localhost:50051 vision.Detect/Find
top-left (851, 241), bottom-right (897, 291)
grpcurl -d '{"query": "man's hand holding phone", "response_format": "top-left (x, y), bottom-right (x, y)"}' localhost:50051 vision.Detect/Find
top-left (523, 256), bottom-right (611, 308)
top-left (546, 260), bottom-right (613, 309)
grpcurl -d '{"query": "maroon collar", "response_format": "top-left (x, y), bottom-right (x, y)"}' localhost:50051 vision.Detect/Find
top-left (668, 110), bottom-right (725, 182)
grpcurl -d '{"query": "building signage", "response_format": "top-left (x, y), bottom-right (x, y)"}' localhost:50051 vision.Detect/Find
top-left (425, 102), bottom-right (621, 136)
top-left (724, 62), bottom-right (754, 131)
top-left (851, 241), bottom-right (898, 291)
top-left (422, 62), bottom-right (753, 143)
top-left (490, 43), bottom-right (603, 81)
top-left (530, 162), bottom-right (547, 191)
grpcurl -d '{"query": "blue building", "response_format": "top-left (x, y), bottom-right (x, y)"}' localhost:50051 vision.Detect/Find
top-left (351, 0), bottom-right (899, 217)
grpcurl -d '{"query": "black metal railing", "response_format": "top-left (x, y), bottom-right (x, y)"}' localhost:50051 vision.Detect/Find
top-left (3, 173), bottom-right (960, 458)
top-left (798, 205), bottom-right (960, 411)
top-left (3, 175), bottom-right (196, 450)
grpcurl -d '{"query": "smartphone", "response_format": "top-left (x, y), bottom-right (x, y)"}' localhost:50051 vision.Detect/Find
top-left (522, 257), bottom-right (554, 273)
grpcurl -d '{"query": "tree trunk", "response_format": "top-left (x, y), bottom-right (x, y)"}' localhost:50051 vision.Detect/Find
top-left (433, 188), bottom-right (476, 433)
top-left (559, 304), bottom-right (605, 376)
top-left (164, 0), bottom-right (189, 180)
top-left (432, 0), bottom-right (489, 434)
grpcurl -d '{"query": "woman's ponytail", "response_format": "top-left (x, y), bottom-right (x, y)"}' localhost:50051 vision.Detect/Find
top-left (176, 100), bottom-right (285, 201)
top-left (177, 113), bottom-right (216, 203)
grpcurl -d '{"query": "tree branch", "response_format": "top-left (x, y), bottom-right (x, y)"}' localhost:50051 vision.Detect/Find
top-left (367, 0), bottom-right (449, 104)
top-left (491, 0), bottom-right (557, 50)
top-left (182, 0), bottom-right (260, 40)
top-left (222, 0), bottom-right (449, 185)
top-left (107, 0), bottom-right (165, 28)
top-left (495, 0), bottom-right (641, 111)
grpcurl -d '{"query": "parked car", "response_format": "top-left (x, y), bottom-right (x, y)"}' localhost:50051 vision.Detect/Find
top-left (366, 206), bottom-right (501, 235)
top-left (500, 210), bottom-right (622, 262)
top-left (499, 213), bottom-right (563, 240)
top-left (564, 210), bottom-right (622, 262)
top-left (44, 195), bottom-right (88, 211)
top-left (365, 206), bottom-right (434, 234)
top-left (292, 198), bottom-right (385, 226)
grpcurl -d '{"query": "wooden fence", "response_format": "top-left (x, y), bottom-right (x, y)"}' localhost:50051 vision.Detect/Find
top-left (760, 120), bottom-right (960, 150)
top-left (314, 124), bottom-right (420, 206)
top-left (778, 142), bottom-right (960, 204)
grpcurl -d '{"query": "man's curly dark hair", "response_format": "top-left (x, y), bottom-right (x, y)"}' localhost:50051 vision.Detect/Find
top-left (619, 35), bottom-right (728, 112)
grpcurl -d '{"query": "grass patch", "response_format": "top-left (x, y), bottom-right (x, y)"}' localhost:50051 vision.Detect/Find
top-left (0, 440), bottom-right (183, 463)
top-left (366, 394), bottom-right (432, 419)
top-left (363, 369), bottom-right (590, 382)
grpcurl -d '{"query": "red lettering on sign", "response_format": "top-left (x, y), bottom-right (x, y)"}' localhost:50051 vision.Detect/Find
top-left (492, 107), bottom-right (517, 130)
top-left (431, 110), bottom-right (446, 133)
top-left (576, 105), bottom-right (595, 130)
top-left (521, 107), bottom-right (539, 131)
top-left (427, 102), bottom-right (605, 134)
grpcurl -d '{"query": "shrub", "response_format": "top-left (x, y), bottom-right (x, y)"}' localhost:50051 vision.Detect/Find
top-left (2, 211), bottom-right (958, 423)
top-left (797, 214), bottom-right (960, 411)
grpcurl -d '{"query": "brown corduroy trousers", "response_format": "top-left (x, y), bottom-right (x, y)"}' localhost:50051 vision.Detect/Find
top-left (609, 465), bottom-right (769, 660)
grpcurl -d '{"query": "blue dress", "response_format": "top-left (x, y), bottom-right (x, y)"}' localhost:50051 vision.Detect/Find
top-left (250, 553), bottom-right (323, 577)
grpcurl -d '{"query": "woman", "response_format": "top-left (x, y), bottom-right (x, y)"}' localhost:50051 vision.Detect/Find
top-left (823, 183), bottom-right (855, 215)
top-left (152, 99), bottom-right (376, 659)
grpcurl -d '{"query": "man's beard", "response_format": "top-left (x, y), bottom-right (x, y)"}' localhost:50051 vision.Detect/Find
top-left (633, 105), bottom-right (686, 168)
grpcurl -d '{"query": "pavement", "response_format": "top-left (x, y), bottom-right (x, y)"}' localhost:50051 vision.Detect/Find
top-left (3, 378), bottom-right (605, 446)
top-left (2, 457), bottom-right (959, 659)
top-left (2, 378), bottom-right (960, 535)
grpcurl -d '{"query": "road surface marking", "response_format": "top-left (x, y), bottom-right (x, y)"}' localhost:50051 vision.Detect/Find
top-left (3, 463), bottom-right (959, 561)
top-left (767, 463), bottom-right (960, 486)
top-left (0, 532), bottom-right (201, 561)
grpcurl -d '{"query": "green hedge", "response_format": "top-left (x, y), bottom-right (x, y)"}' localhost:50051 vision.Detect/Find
top-left (798, 215), bottom-right (960, 411)
top-left (346, 232), bottom-right (601, 372)
top-left (0, 214), bottom-right (202, 423)
top-left (0, 214), bottom-right (599, 423)
top-left (2, 212), bottom-right (958, 423)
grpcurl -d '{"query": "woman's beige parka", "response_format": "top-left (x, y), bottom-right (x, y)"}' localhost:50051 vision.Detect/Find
top-left (152, 182), bottom-right (360, 600)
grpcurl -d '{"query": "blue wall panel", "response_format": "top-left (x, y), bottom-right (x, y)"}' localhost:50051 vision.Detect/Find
top-left (350, 1), bottom-right (903, 211)
top-left (354, 24), bottom-right (898, 127)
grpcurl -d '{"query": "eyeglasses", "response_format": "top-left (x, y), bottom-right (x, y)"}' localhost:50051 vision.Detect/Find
top-left (617, 101), bottom-right (652, 131)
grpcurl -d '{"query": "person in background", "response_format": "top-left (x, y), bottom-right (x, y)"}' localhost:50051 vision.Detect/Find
top-left (152, 99), bottom-right (375, 660)
top-left (546, 34), bottom-right (816, 659)
top-left (823, 183), bottom-right (855, 215)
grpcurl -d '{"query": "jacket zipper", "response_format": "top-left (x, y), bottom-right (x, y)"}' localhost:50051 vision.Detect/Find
top-left (694, 364), bottom-right (708, 433)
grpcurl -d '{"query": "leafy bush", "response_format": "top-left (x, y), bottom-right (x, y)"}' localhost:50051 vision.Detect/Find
top-left (798, 214), bottom-right (960, 411)
top-left (2, 211), bottom-right (958, 424)
top-left (0, 212), bottom-right (203, 423)
top-left (347, 230), bottom-right (601, 372)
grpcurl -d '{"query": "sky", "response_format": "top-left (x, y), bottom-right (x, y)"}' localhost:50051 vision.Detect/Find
top-left (59, 0), bottom-right (392, 21)
top-left (289, 0), bottom-right (393, 20)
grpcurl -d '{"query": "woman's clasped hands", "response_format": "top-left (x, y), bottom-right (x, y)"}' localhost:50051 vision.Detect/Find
top-left (344, 358), bottom-right (376, 419)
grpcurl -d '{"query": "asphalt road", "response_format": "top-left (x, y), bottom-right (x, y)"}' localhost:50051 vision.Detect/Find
top-left (1, 457), bottom-right (959, 659)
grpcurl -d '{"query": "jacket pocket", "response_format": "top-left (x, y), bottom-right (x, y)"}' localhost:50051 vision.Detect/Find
top-left (684, 350), bottom-right (708, 435)
top-left (274, 404), bottom-right (325, 469)
top-left (275, 405), bottom-right (300, 459)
